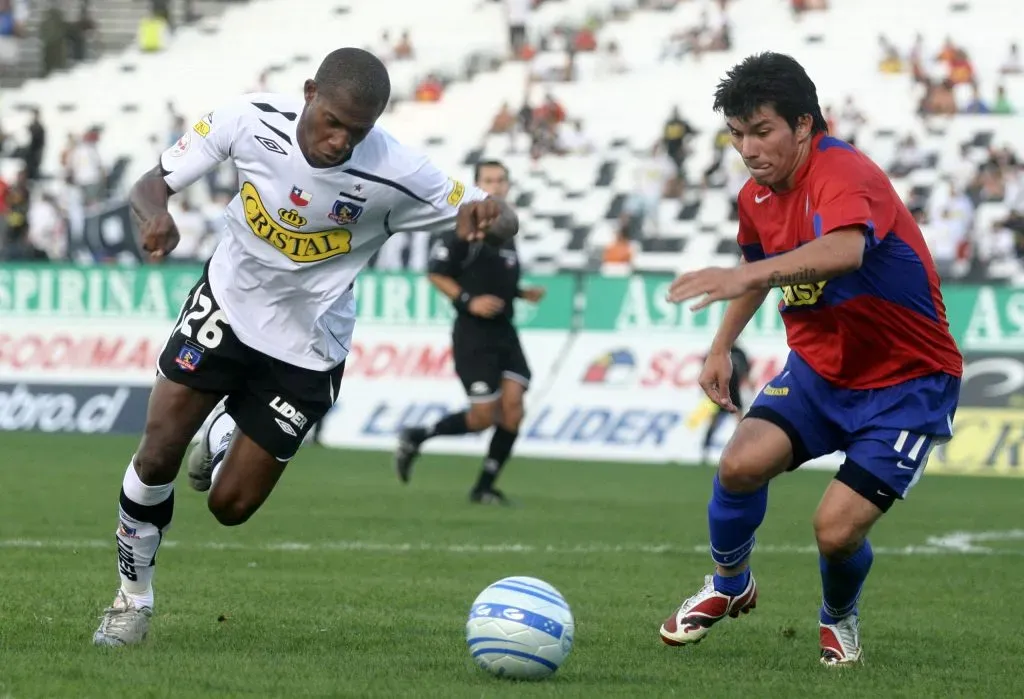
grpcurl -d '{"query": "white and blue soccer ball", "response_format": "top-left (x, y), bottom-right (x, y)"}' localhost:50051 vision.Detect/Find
top-left (466, 576), bottom-right (575, 680)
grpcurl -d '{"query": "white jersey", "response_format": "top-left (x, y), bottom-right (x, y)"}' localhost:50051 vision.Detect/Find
top-left (160, 92), bottom-right (486, 371)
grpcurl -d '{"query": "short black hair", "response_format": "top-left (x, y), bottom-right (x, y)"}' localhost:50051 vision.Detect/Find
top-left (315, 48), bottom-right (391, 110)
top-left (713, 52), bottom-right (828, 134)
top-left (474, 160), bottom-right (509, 184)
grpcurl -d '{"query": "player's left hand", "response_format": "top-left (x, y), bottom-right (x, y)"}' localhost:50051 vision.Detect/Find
top-left (666, 266), bottom-right (751, 311)
top-left (456, 199), bottom-right (503, 242)
top-left (520, 286), bottom-right (545, 303)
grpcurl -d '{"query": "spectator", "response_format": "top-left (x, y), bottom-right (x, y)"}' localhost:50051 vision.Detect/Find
top-left (701, 126), bottom-right (732, 187)
top-left (597, 40), bottom-right (628, 77)
top-left (168, 197), bottom-right (209, 261)
top-left (69, 127), bottom-right (106, 205)
top-left (23, 108), bottom-right (46, 181)
top-left (2, 167), bottom-right (32, 256)
top-left (662, 107), bottom-right (696, 179)
top-left (556, 119), bottom-right (594, 155)
top-left (28, 192), bottom-right (68, 261)
top-left (935, 36), bottom-right (958, 64)
top-left (601, 222), bottom-right (638, 275)
top-left (573, 26), bottom-right (597, 53)
top-left (0, 0), bottom-right (27, 65)
top-left (535, 93), bottom-right (566, 126)
top-left (374, 30), bottom-right (393, 62)
top-left (394, 30), bottom-right (414, 60)
top-left (993, 86), bottom-right (1015, 115)
top-left (888, 134), bottom-right (925, 178)
top-left (40, 3), bottom-right (69, 76)
top-left (414, 74), bottom-right (443, 102)
top-left (490, 102), bottom-right (516, 134)
top-left (921, 80), bottom-right (957, 116)
top-left (506, 0), bottom-right (530, 59)
top-left (623, 143), bottom-right (674, 236)
top-left (948, 48), bottom-right (975, 85)
top-left (878, 35), bottom-right (903, 73)
top-left (1000, 43), bottom-right (1023, 75)
top-left (67, 0), bottom-right (96, 63)
top-left (837, 96), bottom-right (866, 146)
top-left (961, 85), bottom-right (990, 114)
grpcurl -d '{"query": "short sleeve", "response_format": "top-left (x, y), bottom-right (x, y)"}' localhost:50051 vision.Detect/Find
top-left (427, 231), bottom-right (468, 277)
top-left (736, 196), bottom-right (765, 262)
top-left (813, 159), bottom-right (894, 243)
top-left (388, 159), bottom-right (488, 235)
top-left (160, 101), bottom-right (246, 193)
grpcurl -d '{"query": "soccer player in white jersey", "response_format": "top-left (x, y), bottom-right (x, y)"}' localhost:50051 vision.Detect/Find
top-left (92, 48), bottom-right (518, 647)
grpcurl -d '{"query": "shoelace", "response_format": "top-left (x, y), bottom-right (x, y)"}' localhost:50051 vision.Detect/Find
top-left (679, 575), bottom-right (716, 612)
top-left (833, 617), bottom-right (859, 652)
top-left (96, 593), bottom-right (145, 637)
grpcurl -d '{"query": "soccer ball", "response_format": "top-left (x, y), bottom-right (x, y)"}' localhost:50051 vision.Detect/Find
top-left (465, 576), bottom-right (575, 680)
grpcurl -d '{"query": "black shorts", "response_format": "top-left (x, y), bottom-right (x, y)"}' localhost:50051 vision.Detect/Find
top-left (157, 267), bottom-right (343, 461)
top-left (451, 319), bottom-right (531, 403)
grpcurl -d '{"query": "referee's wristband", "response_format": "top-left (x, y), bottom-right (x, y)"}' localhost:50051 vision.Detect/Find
top-left (453, 291), bottom-right (473, 313)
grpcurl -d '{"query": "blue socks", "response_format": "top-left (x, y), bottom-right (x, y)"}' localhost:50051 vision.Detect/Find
top-left (820, 539), bottom-right (873, 624)
top-left (707, 473), bottom-right (768, 594)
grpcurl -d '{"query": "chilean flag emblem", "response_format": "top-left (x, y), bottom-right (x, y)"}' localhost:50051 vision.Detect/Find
top-left (290, 186), bottom-right (312, 207)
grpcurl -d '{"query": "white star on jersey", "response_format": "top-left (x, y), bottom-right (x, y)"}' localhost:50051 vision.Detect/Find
top-left (160, 92), bottom-right (486, 371)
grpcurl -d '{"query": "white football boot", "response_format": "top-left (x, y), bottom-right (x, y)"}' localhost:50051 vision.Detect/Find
top-left (187, 401), bottom-right (228, 492)
top-left (93, 589), bottom-right (152, 647)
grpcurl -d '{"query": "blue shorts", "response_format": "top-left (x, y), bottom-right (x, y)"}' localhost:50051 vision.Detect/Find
top-left (747, 352), bottom-right (961, 501)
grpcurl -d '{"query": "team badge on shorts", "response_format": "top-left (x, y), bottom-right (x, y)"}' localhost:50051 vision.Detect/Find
top-left (329, 200), bottom-right (364, 225)
top-left (175, 345), bottom-right (203, 372)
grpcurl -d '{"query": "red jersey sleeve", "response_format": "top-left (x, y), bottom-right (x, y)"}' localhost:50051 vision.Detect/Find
top-left (736, 182), bottom-right (765, 262)
top-left (813, 152), bottom-right (896, 244)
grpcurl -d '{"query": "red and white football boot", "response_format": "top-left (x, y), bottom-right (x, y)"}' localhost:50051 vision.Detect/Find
top-left (660, 573), bottom-right (758, 646)
top-left (819, 614), bottom-right (862, 666)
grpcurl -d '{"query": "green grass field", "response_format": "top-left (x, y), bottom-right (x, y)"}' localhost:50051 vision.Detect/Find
top-left (1, 432), bottom-right (1023, 699)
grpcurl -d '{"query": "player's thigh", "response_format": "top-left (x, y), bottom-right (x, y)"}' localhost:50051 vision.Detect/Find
top-left (208, 357), bottom-right (344, 524)
top-left (229, 355), bottom-right (344, 463)
top-left (834, 371), bottom-right (959, 512)
top-left (143, 269), bottom-right (247, 482)
top-left (723, 355), bottom-right (843, 491)
top-left (136, 376), bottom-right (224, 483)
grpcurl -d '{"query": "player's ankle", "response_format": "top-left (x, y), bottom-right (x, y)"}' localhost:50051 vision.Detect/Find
top-left (121, 585), bottom-right (154, 610)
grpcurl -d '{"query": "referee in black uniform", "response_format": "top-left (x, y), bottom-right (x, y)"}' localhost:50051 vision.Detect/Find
top-left (394, 160), bottom-right (544, 504)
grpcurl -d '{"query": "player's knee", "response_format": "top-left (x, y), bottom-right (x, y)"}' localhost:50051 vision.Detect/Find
top-left (813, 512), bottom-right (863, 560)
top-left (207, 492), bottom-right (256, 527)
top-left (499, 401), bottom-right (524, 431)
top-left (466, 403), bottom-right (496, 432)
top-left (717, 448), bottom-right (771, 493)
top-left (134, 441), bottom-right (186, 485)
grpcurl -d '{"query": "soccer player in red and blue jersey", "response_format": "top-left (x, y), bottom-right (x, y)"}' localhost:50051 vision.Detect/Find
top-left (657, 53), bottom-right (962, 665)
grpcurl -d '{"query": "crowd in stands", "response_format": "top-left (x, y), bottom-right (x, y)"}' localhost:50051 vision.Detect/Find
top-left (2, 0), bottom-right (1023, 282)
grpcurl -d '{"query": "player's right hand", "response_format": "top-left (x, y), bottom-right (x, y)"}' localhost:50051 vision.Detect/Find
top-left (468, 295), bottom-right (505, 318)
top-left (140, 211), bottom-right (180, 262)
top-left (699, 351), bottom-right (737, 413)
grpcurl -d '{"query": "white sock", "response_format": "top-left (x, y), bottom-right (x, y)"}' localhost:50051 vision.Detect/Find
top-left (117, 458), bottom-right (173, 610)
top-left (206, 410), bottom-right (236, 455)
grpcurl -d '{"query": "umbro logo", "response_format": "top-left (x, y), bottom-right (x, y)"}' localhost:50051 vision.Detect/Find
top-left (754, 192), bottom-right (772, 204)
top-left (274, 418), bottom-right (297, 437)
top-left (255, 135), bottom-right (287, 155)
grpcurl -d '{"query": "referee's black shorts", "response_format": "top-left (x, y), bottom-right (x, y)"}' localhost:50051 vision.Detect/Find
top-left (451, 318), bottom-right (531, 402)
